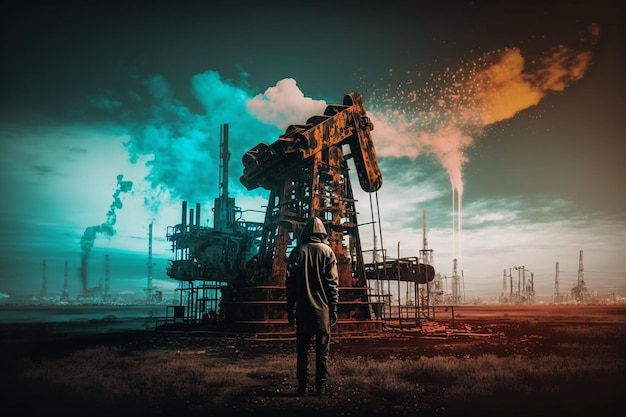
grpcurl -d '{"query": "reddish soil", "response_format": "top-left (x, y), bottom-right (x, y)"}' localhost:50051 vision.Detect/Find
top-left (329, 304), bottom-right (626, 359)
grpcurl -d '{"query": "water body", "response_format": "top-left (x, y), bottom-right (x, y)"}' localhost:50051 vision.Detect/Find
top-left (0, 304), bottom-right (169, 335)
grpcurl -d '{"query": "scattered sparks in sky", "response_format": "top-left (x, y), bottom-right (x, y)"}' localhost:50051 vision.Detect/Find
top-left (367, 23), bottom-right (599, 197)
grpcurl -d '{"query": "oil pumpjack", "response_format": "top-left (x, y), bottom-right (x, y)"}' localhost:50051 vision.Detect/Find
top-left (165, 93), bottom-right (432, 335)
top-left (223, 92), bottom-right (384, 334)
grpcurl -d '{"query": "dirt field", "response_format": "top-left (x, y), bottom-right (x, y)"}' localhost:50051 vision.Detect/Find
top-left (1, 304), bottom-right (625, 417)
top-left (336, 304), bottom-right (626, 359)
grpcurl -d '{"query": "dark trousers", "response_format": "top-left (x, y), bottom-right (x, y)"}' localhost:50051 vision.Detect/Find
top-left (296, 331), bottom-right (330, 388)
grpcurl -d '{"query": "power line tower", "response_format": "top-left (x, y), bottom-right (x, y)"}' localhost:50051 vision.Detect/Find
top-left (420, 209), bottom-right (434, 266)
top-left (419, 209), bottom-right (437, 307)
top-left (571, 249), bottom-right (589, 303)
top-left (552, 262), bottom-right (560, 304)
top-left (450, 258), bottom-right (462, 305)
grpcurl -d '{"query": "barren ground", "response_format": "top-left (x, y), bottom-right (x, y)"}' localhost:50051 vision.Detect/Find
top-left (1, 304), bottom-right (625, 417)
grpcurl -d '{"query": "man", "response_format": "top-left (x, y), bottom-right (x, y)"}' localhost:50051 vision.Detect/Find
top-left (285, 216), bottom-right (339, 397)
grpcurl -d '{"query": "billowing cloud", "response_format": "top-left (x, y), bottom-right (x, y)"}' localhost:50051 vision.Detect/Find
top-left (246, 78), bottom-right (327, 129)
top-left (106, 72), bottom-right (329, 213)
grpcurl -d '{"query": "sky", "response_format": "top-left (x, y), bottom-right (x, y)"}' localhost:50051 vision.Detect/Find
top-left (0, 0), bottom-right (624, 303)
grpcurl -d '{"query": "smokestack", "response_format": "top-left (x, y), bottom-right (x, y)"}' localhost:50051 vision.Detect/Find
top-left (214, 124), bottom-right (234, 231)
top-left (80, 253), bottom-right (88, 295)
top-left (196, 202), bottom-right (201, 226)
top-left (79, 174), bottom-right (133, 296)
top-left (422, 209), bottom-right (427, 247)
top-left (147, 222), bottom-right (154, 303)
top-left (221, 124), bottom-right (229, 200)
top-left (61, 261), bottom-right (69, 301)
top-left (39, 259), bottom-right (47, 299)
top-left (181, 201), bottom-right (187, 228)
top-left (104, 254), bottom-right (110, 301)
top-left (502, 269), bottom-right (507, 303)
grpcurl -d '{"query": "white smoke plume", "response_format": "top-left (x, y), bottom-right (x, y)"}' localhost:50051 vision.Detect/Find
top-left (79, 174), bottom-right (133, 291)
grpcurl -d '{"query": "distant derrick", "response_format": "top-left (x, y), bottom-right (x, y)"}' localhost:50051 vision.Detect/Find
top-left (571, 249), bottom-right (589, 303)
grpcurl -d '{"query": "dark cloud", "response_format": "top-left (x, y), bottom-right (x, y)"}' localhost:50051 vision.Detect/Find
top-left (30, 164), bottom-right (54, 176)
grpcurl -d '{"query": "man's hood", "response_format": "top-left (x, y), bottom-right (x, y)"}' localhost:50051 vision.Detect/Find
top-left (301, 217), bottom-right (328, 238)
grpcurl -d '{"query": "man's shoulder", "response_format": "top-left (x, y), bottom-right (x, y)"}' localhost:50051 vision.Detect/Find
top-left (296, 241), bottom-right (335, 254)
top-left (311, 242), bottom-right (336, 256)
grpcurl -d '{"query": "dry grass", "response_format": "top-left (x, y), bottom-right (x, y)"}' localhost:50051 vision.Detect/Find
top-left (5, 337), bottom-right (624, 416)
top-left (2, 305), bottom-right (625, 417)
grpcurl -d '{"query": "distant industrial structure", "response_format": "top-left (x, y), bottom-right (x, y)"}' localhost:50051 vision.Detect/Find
top-left (497, 249), bottom-right (598, 305)
top-left (145, 222), bottom-right (162, 304)
top-left (499, 265), bottom-right (535, 304)
top-left (570, 249), bottom-right (590, 303)
top-left (31, 203), bottom-right (167, 305)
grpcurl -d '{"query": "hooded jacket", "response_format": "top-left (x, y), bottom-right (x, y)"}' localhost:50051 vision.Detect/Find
top-left (285, 217), bottom-right (339, 334)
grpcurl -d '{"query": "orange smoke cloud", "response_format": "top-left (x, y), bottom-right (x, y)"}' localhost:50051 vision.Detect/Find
top-left (370, 24), bottom-right (599, 195)
top-left (470, 46), bottom-right (593, 126)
